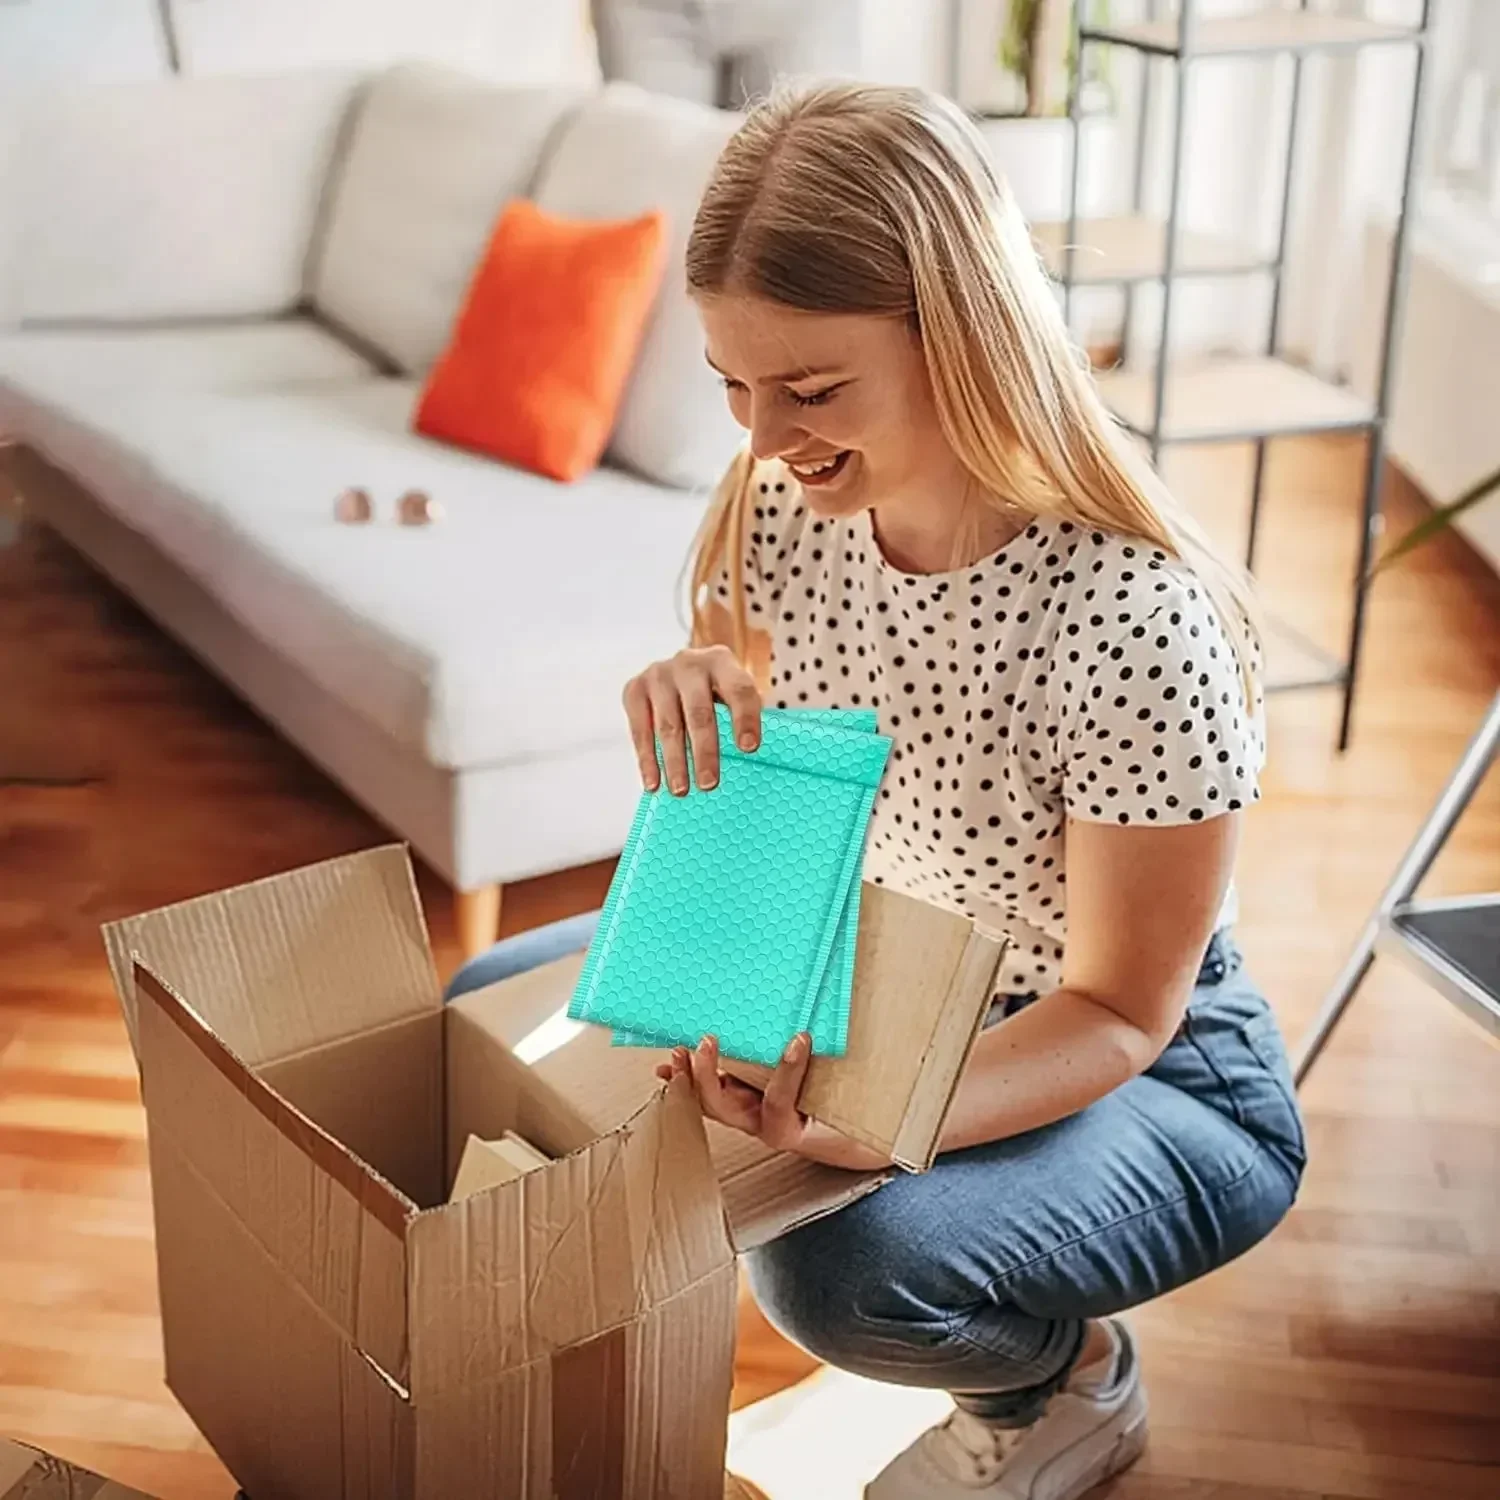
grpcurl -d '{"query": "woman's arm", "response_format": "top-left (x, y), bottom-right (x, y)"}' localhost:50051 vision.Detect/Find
top-left (935, 813), bottom-right (1239, 1154)
top-left (659, 813), bottom-right (1241, 1170)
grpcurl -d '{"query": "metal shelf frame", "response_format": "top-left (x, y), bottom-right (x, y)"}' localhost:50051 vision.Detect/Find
top-left (1381, 894), bottom-right (1500, 1043)
top-left (1054, 1), bottom-right (1432, 749)
top-left (1295, 690), bottom-right (1500, 1083)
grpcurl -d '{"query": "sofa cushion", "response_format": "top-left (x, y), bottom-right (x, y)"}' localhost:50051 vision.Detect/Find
top-left (312, 63), bottom-right (585, 373)
top-left (0, 321), bottom-right (377, 415)
top-left (533, 84), bottom-right (744, 493)
top-left (1, 71), bottom-right (361, 325)
top-left (416, 201), bottom-right (669, 482)
top-left (10, 377), bottom-right (706, 772)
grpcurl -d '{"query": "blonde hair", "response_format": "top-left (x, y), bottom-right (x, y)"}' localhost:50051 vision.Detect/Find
top-left (685, 82), bottom-right (1260, 697)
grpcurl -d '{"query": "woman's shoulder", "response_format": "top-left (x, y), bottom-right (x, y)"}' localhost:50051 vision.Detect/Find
top-left (1037, 518), bottom-right (1213, 627)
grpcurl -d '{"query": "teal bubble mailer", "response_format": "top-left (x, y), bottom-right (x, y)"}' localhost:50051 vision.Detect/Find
top-left (568, 705), bottom-right (891, 1066)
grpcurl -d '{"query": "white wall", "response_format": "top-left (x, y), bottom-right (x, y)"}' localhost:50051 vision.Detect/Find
top-left (166, 0), bottom-right (598, 81)
top-left (1352, 218), bottom-right (1500, 572)
top-left (0, 0), bottom-right (170, 82)
top-left (0, 0), bottom-right (598, 84)
top-left (857, 0), bottom-right (951, 89)
top-left (1279, 0), bottom-right (1427, 376)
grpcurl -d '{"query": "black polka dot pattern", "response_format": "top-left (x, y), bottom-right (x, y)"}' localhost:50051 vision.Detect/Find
top-left (714, 461), bottom-right (1266, 994)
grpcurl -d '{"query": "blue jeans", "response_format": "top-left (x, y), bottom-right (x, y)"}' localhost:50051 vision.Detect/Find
top-left (446, 922), bottom-right (1306, 1427)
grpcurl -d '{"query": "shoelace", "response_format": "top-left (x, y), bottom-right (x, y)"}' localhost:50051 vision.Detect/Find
top-left (926, 1409), bottom-right (1028, 1484)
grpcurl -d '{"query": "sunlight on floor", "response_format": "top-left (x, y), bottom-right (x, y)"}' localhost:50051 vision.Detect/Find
top-left (727, 1367), bottom-right (952, 1498)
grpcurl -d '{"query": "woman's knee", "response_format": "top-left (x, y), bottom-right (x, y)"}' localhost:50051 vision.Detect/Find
top-left (743, 1209), bottom-right (954, 1371)
top-left (443, 910), bottom-right (601, 1000)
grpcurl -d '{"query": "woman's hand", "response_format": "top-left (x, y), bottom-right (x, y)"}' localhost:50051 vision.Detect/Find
top-left (622, 645), bottom-right (761, 796)
top-left (657, 1033), bottom-right (892, 1172)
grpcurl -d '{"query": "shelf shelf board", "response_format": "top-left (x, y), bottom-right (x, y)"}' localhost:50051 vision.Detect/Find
top-left (1095, 356), bottom-right (1377, 443)
top-left (1378, 894), bottom-right (1500, 1042)
top-left (1032, 215), bottom-right (1268, 284)
top-left (1081, 10), bottom-right (1421, 59)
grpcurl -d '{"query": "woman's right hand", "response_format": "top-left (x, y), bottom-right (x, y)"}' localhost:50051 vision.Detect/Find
top-left (622, 645), bottom-right (761, 795)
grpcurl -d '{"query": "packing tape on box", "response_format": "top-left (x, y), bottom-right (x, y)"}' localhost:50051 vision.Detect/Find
top-left (550, 1325), bottom-right (627, 1499)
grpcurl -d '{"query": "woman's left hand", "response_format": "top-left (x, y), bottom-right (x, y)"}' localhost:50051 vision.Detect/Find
top-left (657, 1032), bottom-right (892, 1171)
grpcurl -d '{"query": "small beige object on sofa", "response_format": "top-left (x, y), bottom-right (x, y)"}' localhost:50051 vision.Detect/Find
top-left (0, 63), bottom-right (746, 953)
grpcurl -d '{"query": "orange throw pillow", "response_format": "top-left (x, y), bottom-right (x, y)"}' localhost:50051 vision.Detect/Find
top-left (415, 200), bottom-right (668, 482)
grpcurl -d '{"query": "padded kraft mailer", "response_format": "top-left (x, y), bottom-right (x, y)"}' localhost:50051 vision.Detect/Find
top-left (571, 705), bottom-right (893, 1065)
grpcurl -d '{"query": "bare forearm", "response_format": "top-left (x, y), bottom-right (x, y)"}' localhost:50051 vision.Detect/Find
top-left (936, 988), bottom-right (1176, 1154)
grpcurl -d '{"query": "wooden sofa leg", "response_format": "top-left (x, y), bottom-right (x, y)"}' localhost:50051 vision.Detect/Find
top-left (455, 884), bottom-right (502, 960)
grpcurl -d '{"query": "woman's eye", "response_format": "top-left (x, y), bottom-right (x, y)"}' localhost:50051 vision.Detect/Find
top-left (720, 376), bottom-right (748, 396)
top-left (790, 387), bottom-right (838, 408)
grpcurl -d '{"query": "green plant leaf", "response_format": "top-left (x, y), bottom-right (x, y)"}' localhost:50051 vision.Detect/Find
top-left (1373, 464), bottom-right (1500, 574)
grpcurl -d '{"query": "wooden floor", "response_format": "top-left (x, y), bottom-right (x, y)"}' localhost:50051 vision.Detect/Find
top-left (1, 435), bottom-right (1497, 1498)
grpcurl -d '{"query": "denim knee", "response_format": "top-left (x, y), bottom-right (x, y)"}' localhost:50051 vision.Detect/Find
top-left (744, 1215), bottom-right (957, 1374)
top-left (443, 910), bottom-right (601, 1001)
top-left (744, 1209), bottom-right (1083, 1417)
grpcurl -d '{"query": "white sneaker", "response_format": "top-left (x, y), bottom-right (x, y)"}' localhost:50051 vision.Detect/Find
top-left (865, 1320), bottom-right (1147, 1499)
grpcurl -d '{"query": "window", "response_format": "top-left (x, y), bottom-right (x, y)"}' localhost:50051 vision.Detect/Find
top-left (1430, 0), bottom-right (1500, 222)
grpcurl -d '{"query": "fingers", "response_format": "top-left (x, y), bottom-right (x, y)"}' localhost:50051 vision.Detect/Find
top-left (759, 1032), bottom-right (810, 1148)
top-left (621, 675), bottom-right (661, 792)
top-left (708, 648), bottom-right (762, 753)
top-left (689, 1036), bottom-right (762, 1135)
top-left (624, 647), bottom-right (761, 798)
top-left (677, 660), bottom-right (722, 792)
top-left (645, 665), bottom-right (691, 796)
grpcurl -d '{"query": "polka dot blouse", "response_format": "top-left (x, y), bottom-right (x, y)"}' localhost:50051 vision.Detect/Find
top-left (717, 461), bottom-right (1266, 996)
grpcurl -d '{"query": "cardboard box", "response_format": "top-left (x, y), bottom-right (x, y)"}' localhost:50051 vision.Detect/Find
top-left (0, 1437), bottom-right (156, 1498)
top-left (448, 1131), bottom-right (550, 1201)
top-left (103, 847), bottom-right (1005, 1499)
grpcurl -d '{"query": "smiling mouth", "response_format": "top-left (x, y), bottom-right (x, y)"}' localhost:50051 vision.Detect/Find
top-left (786, 451), bottom-right (851, 486)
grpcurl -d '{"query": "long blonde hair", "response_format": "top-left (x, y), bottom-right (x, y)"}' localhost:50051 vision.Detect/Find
top-left (684, 82), bottom-right (1259, 696)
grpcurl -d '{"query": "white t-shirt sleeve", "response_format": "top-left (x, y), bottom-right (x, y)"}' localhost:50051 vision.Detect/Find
top-left (1062, 573), bottom-right (1264, 826)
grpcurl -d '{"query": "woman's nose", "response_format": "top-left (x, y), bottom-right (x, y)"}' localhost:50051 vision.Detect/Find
top-left (746, 398), bottom-right (799, 462)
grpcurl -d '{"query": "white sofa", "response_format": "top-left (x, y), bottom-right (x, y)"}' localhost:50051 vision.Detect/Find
top-left (0, 63), bottom-right (744, 951)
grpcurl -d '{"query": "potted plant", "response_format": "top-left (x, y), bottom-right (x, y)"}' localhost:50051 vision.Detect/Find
top-left (1374, 463), bottom-right (1500, 571)
top-left (999, 0), bottom-right (1114, 118)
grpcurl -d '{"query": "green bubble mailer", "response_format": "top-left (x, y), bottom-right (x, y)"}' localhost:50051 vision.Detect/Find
top-left (567, 705), bottom-right (890, 1066)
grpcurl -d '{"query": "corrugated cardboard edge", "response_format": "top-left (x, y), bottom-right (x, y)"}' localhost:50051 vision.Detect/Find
top-left (890, 927), bottom-right (1009, 1172)
top-left (0, 1436), bottom-right (157, 1497)
top-left (134, 962), bottom-right (417, 1239)
top-left (100, 843), bottom-right (437, 1067)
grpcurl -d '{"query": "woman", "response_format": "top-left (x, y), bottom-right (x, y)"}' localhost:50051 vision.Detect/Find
top-left (452, 83), bottom-right (1305, 1500)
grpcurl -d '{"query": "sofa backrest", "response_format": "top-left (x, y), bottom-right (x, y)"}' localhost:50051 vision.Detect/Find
top-left (309, 63), bottom-right (584, 374)
top-left (533, 84), bottom-right (744, 493)
top-left (309, 68), bottom-right (743, 492)
top-left (0, 70), bottom-right (360, 327)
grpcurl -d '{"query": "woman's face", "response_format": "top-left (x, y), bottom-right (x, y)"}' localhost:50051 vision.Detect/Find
top-left (697, 293), bottom-right (955, 520)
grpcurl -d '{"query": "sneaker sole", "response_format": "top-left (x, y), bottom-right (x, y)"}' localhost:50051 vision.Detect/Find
top-left (1075, 1416), bottom-right (1148, 1496)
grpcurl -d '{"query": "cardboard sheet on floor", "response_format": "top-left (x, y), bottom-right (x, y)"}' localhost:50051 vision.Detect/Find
top-left (101, 846), bottom-right (1005, 1500)
top-left (0, 1437), bottom-right (157, 1497)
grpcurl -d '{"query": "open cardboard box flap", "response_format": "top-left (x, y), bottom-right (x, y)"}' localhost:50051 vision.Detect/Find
top-left (102, 842), bottom-right (439, 1068)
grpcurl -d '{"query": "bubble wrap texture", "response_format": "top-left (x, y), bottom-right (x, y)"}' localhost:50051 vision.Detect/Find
top-left (570, 705), bottom-right (890, 1065)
